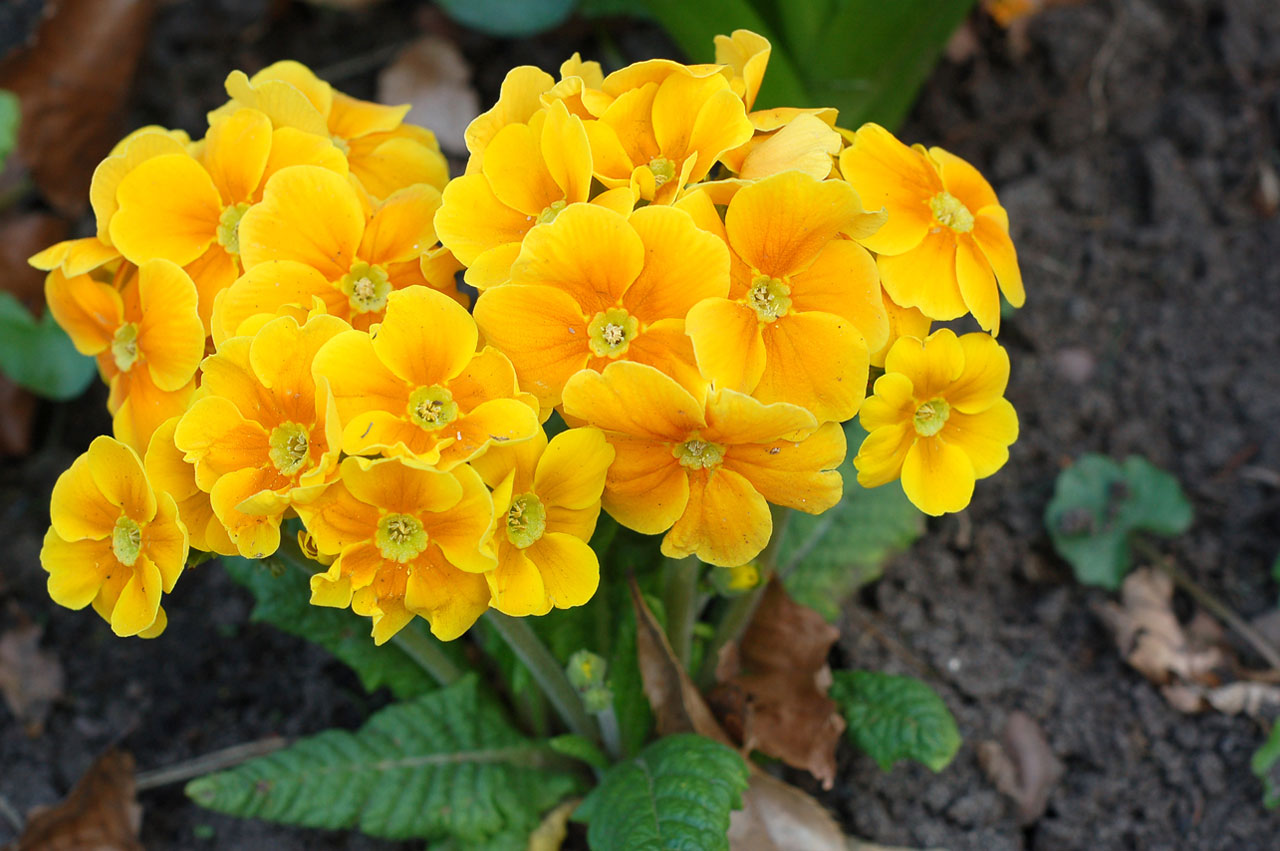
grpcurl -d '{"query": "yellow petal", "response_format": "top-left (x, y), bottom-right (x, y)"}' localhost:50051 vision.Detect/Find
top-left (703, 387), bottom-right (818, 446)
top-left (375, 286), bottom-right (478, 387)
top-left (225, 66), bottom-right (329, 136)
top-left (901, 436), bottom-right (975, 516)
top-left (111, 371), bottom-right (197, 457)
top-left (90, 129), bottom-right (189, 244)
top-left (213, 260), bottom-right (344, 345)
top-left (875, 230), bottom-right (968, 321)
top-left (956, 236), bottom-right (1000, 334)
top-left (487, 547), bottom-right (550, 617)
top-left (315, 329), bottom-right (410, 425)
top-left (248, 313), bottom-right (347, 423)
top-left (723, 421), bottom-right (844, 514)
top-left (884, 329), bottom-right (965, 402)
top-left (360, 184), bottom-right (442, 267)
top-left (839, 123), bottom-right (939, 255)
top-left (854, 422), bottom-right (915, 488)
top-left (421, 465), bottom-right (496, 573)
top-left (109, 556), bottom-right (164, 636)
top-left (404, 550), bottom-right (492, 641)
top-left (311, 561), bottom-right (355, 608)
top-left (210, 466), bottom-right (283, 558)
top-left (433, 172), bottom-right (532, 274)
top-left (859, 372), bottom-right (916, 432)
top-left (328, 91), bottom-right (409, 139)
top-left (293, 480), bottom-right (381, 556)
top-left (714, 29), bottom-right (771, 110)
top-left (87, 435), bottom-right (156, 522)
top-left (136, 259), bottom-right (204, 392)
top-left (260, 126), bottom-right (350, 196)
top-left (661, 468), bottom-right (769, 567)
top-left (929, 146), bottom-right (998, 213)
top-left (562, 362), bottom-right (705, 442)
top-left (944, 399), bottom-right (1018, 479)
top-left (109, 154), bottom-right (222, 266)
top-left (624, 205), bottom-right (730, 318)
top-left (238, 165), bottom-right (365, 280)
top-left (623, 319), bottom-right (705, 400)
top-left (601, 436), bottom-right (689, 534)
top-left (527, 532), bottom-right (599, 609)
top-left (755, 310), bottom-right (869, 423)
top-left (473, 284), bottom-right (588, 409)
top-left (789, 238), bottom-right (888, 355)
top-left (204, 108), bottom-right (272, 203)
top-left (534, 427), bottom-right (614, 510)
top-left (342, 456), bottom-right (463, 516)
top-left (43, 269), bottom-right (122, 355)
top-left (483, 122), bottom-right (566, 217)
top-left (947, 332), bottom-right (1010, 414)
top-left (686, 297), bottom-right (766, 395)
top-left (147, 492), bottom-right (189, 591)
top-left (741, 114), bottom-right (841, 181)
top-left (29, 237), bottom-right (120, 277)
top-left (174, 396), bottom-right (271, 488)
top-left (973, 209), bottom-right (1025, 308)
top-left (42, 530), bottom-right (111, 609)
top-left (540, 100), bottom-right (594, 205)
top-left (465, 66), bottom-right (555, 157)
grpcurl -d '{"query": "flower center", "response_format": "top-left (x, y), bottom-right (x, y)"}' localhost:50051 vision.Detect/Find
top-left (913, 397), bottom-right (952, 437)
top-left (112, 515), bottom-right (142, 567)
top-left (537, 199), bottom-right (567, 225)
top-left (406, 385), bottom-right (458, 430)
top-left (929, 191), bottom-right (974, 233)
top-left (329, 134), bottom-right (351, 155)
top-left (340, 261), bottom-right (392, 314)
top-left (110, 322), bottom-right (141, 372)
top-left (673, 438), bottom-right (725, 470)
top-left (586, 307), bottom-right (639, 358)
top-left (268, 421), bottom-right (311, 475)
top-left (376, 512), bottom-right (428, 563)
top-left (217, 202), bottom-right (252, 254)
top-left (747, 275), bottom-right (792, 322)
top-left (648, 156), bottom-right (676, 187)
top-left (506, 493), bottom-right (547, 549)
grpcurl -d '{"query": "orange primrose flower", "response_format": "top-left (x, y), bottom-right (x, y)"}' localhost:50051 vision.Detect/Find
top-left (145, 418), bottom-right (236, 556)
top-left (561, 362), bottom-right (846, 567)
top-left (41, 437), bottom-right (188, 637)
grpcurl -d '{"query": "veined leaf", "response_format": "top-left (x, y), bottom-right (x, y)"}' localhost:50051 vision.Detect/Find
top-left (186, 676), bottom-right (583, 842)
top-left (578, 734), bottom-right (748, 851)
top-left (831, 670), bottom-right (960, 772)
top-left (0, 291), bottom-right (97, 401)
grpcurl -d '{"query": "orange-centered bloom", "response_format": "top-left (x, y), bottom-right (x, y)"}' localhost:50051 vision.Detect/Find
top-left (174, 313), bottom-right (347, 558)
top-left (44, 259), bottom-right (204, 454)
top-left (471, 428), bottom-right (614, 617)
top-left (685, 171), bottom-right (889, 422)
top-left (41, 437), bottom-right (188, 637)
top-left (294, 457), bottom-right (496, 643)
top-left (473, 203), bottom-right (728, 410)
top-left (313, 286), bottom-right (540, 469)
top-left (561, 362), bottom-right (846, 567)
top-left (854, 329), bottom-right (1019, 516)
top-left (839, 123), bottom-right (1025, 334)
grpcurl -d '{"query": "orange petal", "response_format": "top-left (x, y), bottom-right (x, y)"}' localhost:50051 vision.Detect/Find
top-left (341, 456), bottom-right (463, 516)
top-left (483, 122), bottom-right (564, 217)
top-left (174, 395), bottom-right (271, 488)
top-left (789, 239), bottom-right (888, 355)
top-left (372, 286), bottom-right (478, 389)
top-left (754, 311), bottom-right (869, 423)
top-left (213, 260), bottom-right (344, 345)
top-left (875, 229), bottom-right (968, 321)
top-left (838, 123), bottom-right (939, 255)
top-left (562, 361), bottom-right (706, 442)
top-left (601, 436), bottom-right (689, 534)
top-left (293, 479), bottom-right (381, 556)
top-left (624, 205), bottom-right (730, 319)
top-left (136, 259), bottom-right (204, 392)
top-left (929, 146), bottom-right (998, 212)
top-left (238, 165), bottom-right (365, 280)
top-left (419, 465), bottom-right (496, 573)
top-left (703, 388), bottom-right (818, 446)
top-left (404, 549), bottom-right (491, 641)
top-left (359, 184), bottom-right (442, 267)
top-left (109, 154), bottom-right (222, 266)
top-left (43, 269), bottom-right (122, 355)
top-left (661, 468), bottom-right (769, 566)
top-left (436, 398), bottom-right (541, 470)
top-left (210, 466), bottom-right (283, 558)
top-left (473, 284), bottom-right (588, 409)
top-left (314, 328), bottom-right (410, 425)
top-left (686, 297), bottom-right (766, 395)
top-left (722, 421), bottom-right (844, 514)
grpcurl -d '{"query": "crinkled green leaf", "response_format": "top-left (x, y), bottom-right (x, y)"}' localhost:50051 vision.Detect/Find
top-left (186, 676), bottom-right (582, 842)
top-left (780, 421), bottom-right (923, 620)
top-left (831, 670), bottom-right (960, 772)
top-left (1045, 454), bottom-right (1193, 589)
top-left (435, 0), bottom-right (575, 37)
top-left (221, 555), bottom-right (447, 699)
top-left (578, 734), bottom-right (747, 851)
top-left (0, 292), bottom-right (97, 400)
top-left (0, 89), bottom-right (18, 168)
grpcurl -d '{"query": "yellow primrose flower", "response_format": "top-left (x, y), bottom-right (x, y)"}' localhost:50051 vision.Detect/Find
top-left (41, 436), bottom-right (188, 637)
top-left (684, 171), bottom-right (889, 422)
top-left (44, 259), bottom-right (204, 454)
top-left (473, 203), bottom-right (728, 410)
top-left (294, 456), bottom-right (495, 643)
top-left (855, 329), bottom-right (1019, 516)
top-left (235, 165), bottom-right (445, 329)
top-left (470, 428), bottom-right (614, 617)
top-left (561, 362), bottom-right (845, 567)
top-left (145, 418), bottom-right (236, 556)
top-left (174, 313), bottom-right (347, 558)
top-left (88, 126), bottom-right (191, 247)
top-left (218, 61), bottom-right (448, 198)
top-left (839, 123), bottom-right (1025, 334)
top-left (313, 286), bottom-right (540, 470)
top-left (714, 29), bottom-right (771, 111)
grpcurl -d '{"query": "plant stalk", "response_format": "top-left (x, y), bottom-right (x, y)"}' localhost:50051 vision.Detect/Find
top-left (664, 555), bottom-right (701, 669)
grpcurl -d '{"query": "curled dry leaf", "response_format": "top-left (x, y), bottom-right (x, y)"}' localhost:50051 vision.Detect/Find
top-left (377, 35), bottom-right (480, 157)
top-left (728, 772), bottom-right (844, 851)
top-left (709, 578), bottom-right (845, 789)
top-left (0, 609), bottom-right (64, 736)
top-left (8, 749), bottom-right (142, 851)
top-left (976, 710), bottom-right (1063, 824)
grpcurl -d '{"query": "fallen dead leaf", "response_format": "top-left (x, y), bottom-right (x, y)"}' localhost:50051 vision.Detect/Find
top-left (7, 749), bottom-right (142, 851)
top-left (728, 772), bottom-right (844, 851)
top-left (378, 35), bottom-right (480, 157)
top-left (709, 578), bottom-right (845, 789)
top-left (0, 0), bottom-right (157, 215)
top-left (976, 710), bottom-right (1063, 824)
top-left (0, 608), bottom-right (64, 736)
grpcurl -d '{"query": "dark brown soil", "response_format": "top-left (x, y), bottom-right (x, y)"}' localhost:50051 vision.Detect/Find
top-left (3, 0), bottom-right (1279, 848)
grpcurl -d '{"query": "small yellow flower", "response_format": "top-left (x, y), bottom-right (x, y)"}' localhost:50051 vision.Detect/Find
top-left (144, 418), bottom-right (236, 556)
top-left (294, 457), bottom-right (495, 642)
top-left (471, 428), bottom-right (614, 617)
top-left (41, 436), bottom-right (188, 637)
top-left (855, 329), bottom-right (1019, 516)
top-left (839, 123), bottom-right (1025, 334)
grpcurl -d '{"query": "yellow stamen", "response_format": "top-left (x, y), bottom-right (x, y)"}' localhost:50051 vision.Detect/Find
top-left (537, 199), bottom-right (567, 224)
top-left (673, 438), bottom-right (725, 470)
top-left (648, 156), bottom-right (676, 187)
top-left (268, 422), bottom-right (310, 475)
top-left (586, 307), bottom-right (639, 358)
top-left (110, 323), bottom-right (141, 372)
top-left (406, 385), bottom-right (458, 430)
top-left (217, 202), bottom-right (252, 254)
top-left (112, 515), bottom-right (142, 566)
top-left (929, 192), bottom-right (974, 232)
top-left (746, 275), bottom-right (791, 322)
top-left (913, 398), bottom-right (951, 437)
top-left (340, 261), bottom-right (392, 314)
top-left (376, 512), bottom-right (428, 563)
top-left (506, 493), bottom-right (547, 549)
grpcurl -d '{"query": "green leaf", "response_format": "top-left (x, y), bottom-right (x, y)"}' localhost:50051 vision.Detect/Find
top-left (1044, 454), bottom-right (1193, 589)
top-left (0, 292), bottom-right (98, 401)
top-left (434, 0), bottom-right (576, 37)
top-left (186, 676), bottom-right (583, 842)
top-left (578, 734), bottom-right (747, 850)
top-left (831, 670), bottom-right (960, 772)
top-left (1253, 724), bottom-right (1280, 809)
top-left (780, 421), bottom-right (923, 620)
top-left (550, 733), bottom-right (609, 770)
top-left (0, 89), bottom-right (18, 169)
top-left (221, 556), bottom-right (447, 699)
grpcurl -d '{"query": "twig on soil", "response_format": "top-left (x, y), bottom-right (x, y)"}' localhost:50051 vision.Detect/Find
top-left (0, 791), bottom-right (23, 834)
top-left (1089, 0), bottom-right (1130, 134)
top-left (133, 737), bottom-right (289, 792)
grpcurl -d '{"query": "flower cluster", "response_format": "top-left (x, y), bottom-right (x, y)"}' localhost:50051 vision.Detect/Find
top-left (36, 31), bottom-right (1026, 641)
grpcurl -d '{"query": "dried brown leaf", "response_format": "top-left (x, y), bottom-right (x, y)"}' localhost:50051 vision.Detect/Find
top-left (378, 35), bottom-right (479, 157)
top-left (0, 213), bottom-right (66, 311)
top-left (0, 0), bottom-right (156, 215)
top-left (728, 772), bottom-right (844, 851)
top-left (977, 711), bottom-right (1063, 824)
top-left (9, 749), bottom-right (142, 851)
top-left (0, 610), bottom-right (64, 736)
top-left (709, 578), bottom-right (845, 789)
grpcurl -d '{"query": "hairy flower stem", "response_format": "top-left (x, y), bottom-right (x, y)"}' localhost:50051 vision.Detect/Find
top-left (696, 503), bottom-right (791, 689)
top-left (664, 555), bottom-right (701, 669)
top-left (484, 611), bottom-right (603, 747)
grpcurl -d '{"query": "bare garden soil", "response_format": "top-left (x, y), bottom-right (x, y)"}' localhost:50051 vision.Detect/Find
top-left (2, 0), bottom-right (1279, 847)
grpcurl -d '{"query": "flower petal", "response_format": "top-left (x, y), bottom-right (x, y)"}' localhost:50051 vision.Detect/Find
top-left (404, 549), bottom-right (491, 641)
top-left (839, 123), bottom-right (939, 255)
top-left (473, 284), bottom-right (588, 409)
top-left (624, 205), bottom-right (730, 319)
top-left (947, 332), bottom-right (1010, 414)
top-left (973, 208), bottom-right (1025, 308)
top-left (136, 259), bottom-right (204, 392)
top-left (41, 530), bottom-right (111, 609)
top-left (238, 165), bottom-right (365, 280)
top-left (375, 286), bottom-right (478, 387)
top-left (944, 399), bottom-right (1018, 479)
top-left (875, 229), bottom-right (967, 320)
top-left (601, 436), bottom-right (689, 534)
top-left (854, 422), bottom-right (915, 488)
top-left (486, 547), bottom-right (550, 617)
top-left (662, 468), bottom-right (769, 566)
top-left (859, 372), bottom-right (916, 432)
top-left (87, 435), bottom-right (156, 522)
top-left (884, 328), bottom-right (965, 402)
top-left (510, 203), bottom-right (643, 316)
top-left (359, 184), bottom-right (442, 267)
top-left (109, 154), bottom-right (221, 266)
top-left (43, 269), bottom-right (122, 355)
top-left (436, 397), bottom-right (541, 470)
top-left (562, 361), bottom-right (706, 442)
top-left (534, 427), bottom-right (614, 510)
top-left (313, 328), bottom-right (409, 425)
top-left (929, 146), bottom-right (998, 212)
top-left (483, 122), bottom-right (564, 217)
top-left (956, 236), bottom-right (1000, 334)
top-left (754, 310), bottom-right (869, 423)
top-left (109, 556), bottom-right (164, 636)
top-left (789, 238), bottom-right (888, 355)
top-left (434, 173), bottom-right (532, 275)
top-left (420, 465), bottom-right (496, 573)
top-left (725, 171), bottom-right (866, 277)
top-left (703, 388), bottom-right (817, 446)
top-left (901, 436), bottom-right (974, 516)
top-left (214, 260), bottom-right (344, 345)
top-left (203, 108), bottom-right (272, 203)
top-left (293, 480), bottom-right (381, 556)
top-left (527, 532), bottom-right (599, 610)
top-left (723, 420), bottom-right (845, 513)
top-left (686, 297), bottom-right (766, 395)
top-left (210, 466), bottom-right (283, 558)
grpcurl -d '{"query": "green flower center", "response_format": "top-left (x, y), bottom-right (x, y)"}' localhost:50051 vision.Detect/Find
top-left (673, 438), bottom-right (725, 470)
top-left (329, 134), bottom-right (351, 155)
top-left (268, 422), bottom-right (311, 475)
top-left (648, 156), bottom-right (676, 188)
top-left (110, 322), bottom-right (141, 372)
top-left (376, 512), bottom-right (428, 563)
top-left (407, 385), bottom-right (458, 430)
top-left (340, 261), bottom-right (392, 314)
top-left (929, 191), bottom-right (974, 233)
top-left (913, 397), bottom-right (952, 437)
top-left (112, 515), bottom-right (142, 567)
top-left (537, 199), bottom-right (567, 225)
top-left (586, 307), bottom-right (639, 358)
top-left (217, 202), bottom-right (252, 254)
top-left (506, 493), bottom-right (547, 549)
top-left (746, 275), bottom-right (792, 322)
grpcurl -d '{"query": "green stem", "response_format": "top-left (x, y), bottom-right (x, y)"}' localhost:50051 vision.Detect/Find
top-left (484, 611), bottom-right (602, 746)
top-left (664, 556), bottom-right (701, 669)
top-left (696, 503), bottom-right (791, 688)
